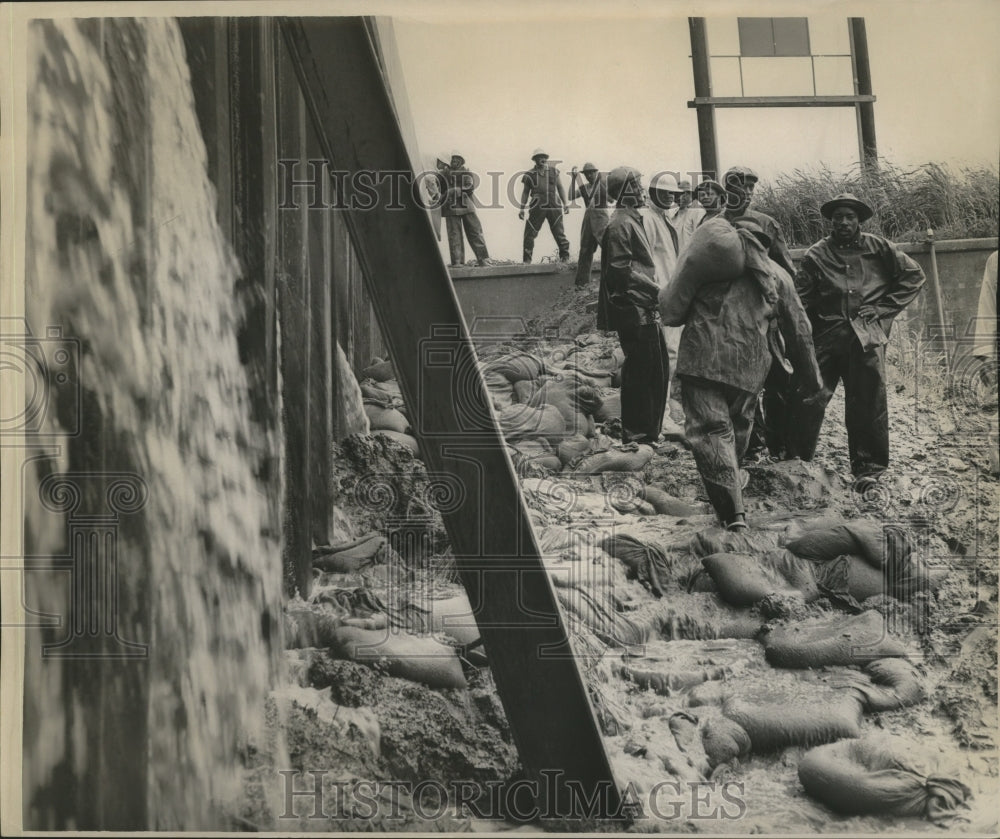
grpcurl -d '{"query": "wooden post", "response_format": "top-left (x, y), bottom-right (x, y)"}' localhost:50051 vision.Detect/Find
top-left (280, 16), bottom-right (625, 822)
top-left (849, 18), bottom-right (878, 170)
top-left (689, 17), bottom-right (718, 177)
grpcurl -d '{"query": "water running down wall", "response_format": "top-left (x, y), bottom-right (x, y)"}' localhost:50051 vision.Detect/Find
top-left (22, 18), bottom-right (283, 830)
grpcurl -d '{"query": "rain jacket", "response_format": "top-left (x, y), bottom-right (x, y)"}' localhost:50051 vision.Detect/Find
top-left (662, 231), bottom-right (821, 395)
top-left (795, 232), bottom-right (926, 343)
top-left (597, 207), bottom-right (661, 332)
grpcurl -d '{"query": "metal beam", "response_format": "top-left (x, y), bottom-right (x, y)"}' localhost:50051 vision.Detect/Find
top-left (849, 18), bottom-right (878, 168)
top-left (279, 16), bottom-right (625, 822)
top-left (687, 94), bottom-right (876, 108)
top-left (689, 18), bottom-right (718, 176)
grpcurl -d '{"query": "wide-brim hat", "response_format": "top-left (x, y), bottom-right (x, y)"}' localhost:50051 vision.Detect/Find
top-left (581, 161), bottom-right (599, 173)
top-left (676, 179), bottom-right (693, 192)
top-left (450, 150), bottom-right (465, 165)
top-left (531, 147), bottom-right (549, 161)
top-left (821, 192), bottom-right (874, 222)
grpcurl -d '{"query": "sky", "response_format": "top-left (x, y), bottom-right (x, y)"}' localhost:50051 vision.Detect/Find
top-left (389, 0), bottom-right (1000, 262)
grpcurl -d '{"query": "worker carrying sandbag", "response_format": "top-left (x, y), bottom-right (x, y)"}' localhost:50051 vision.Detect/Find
top-left (659, 219), bottom-right (822, 530)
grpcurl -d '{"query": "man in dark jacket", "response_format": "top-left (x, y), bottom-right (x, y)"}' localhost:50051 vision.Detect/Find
top-left (660, 219), bottom-right (822, 530)
top-left (569, 162), bottom-right (609, 286)
top-left (597, 166), bottom-right (668, 444)
top-left (443, 151), bottom-right (490, 267)
top-left (792, 193), bottom-right (926, 480)
top-left (519, 149), bottom-right (571, 263)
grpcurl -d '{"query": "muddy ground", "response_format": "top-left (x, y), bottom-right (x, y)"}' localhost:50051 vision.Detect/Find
top-left (238, 287), bottom-right (998, 834)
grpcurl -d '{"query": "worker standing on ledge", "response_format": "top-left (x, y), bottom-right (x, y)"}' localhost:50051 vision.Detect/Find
top-left (791, 193), bottom-right (926, 489)
top-left (568, 162), bottom-right (610, 286)
top-left (442, 151), bottom-right (490, 267)
top-left (519, 148), bottom-right (571, 264)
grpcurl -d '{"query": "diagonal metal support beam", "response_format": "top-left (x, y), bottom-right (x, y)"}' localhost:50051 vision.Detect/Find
top-left (279, 16), bottom-right (624, 822)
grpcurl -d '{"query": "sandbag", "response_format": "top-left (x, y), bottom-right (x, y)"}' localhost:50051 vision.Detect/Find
top-left (642, 486), bottom-right (702, 517)
top-left (512, 379), bottom-right (539, 404)
top-left (360, 378), bottom-right (405, 409)
top-left (570, 444), bottom-right (654, 474)
top-left (593, 389), bottom-right (622, 424)
top-left (556, 434), bottom-right (596, 467)
top-left (701, 716), bottom-right (751, 769)
top-left (687, 680), bottom-right (729, 708)
top-left (621, 663), bottom-right (727, 696)
top-left (372, 430), bottom-right (420, 456)
top-left (786, 522), bottom-right (929, 602)
top-left (815, 553), bottom-right (886, 605)
top-left (798, 737), bottom-right (972, 820)
top-left (601, 534), bottom-right (672, 597)
top-left (361, 357), bottom-right (394, 382)
top-left (683, 526), bottom-right (780, 558)
top-left (669, 711), bottom-right (713, 779)
top-left (849, 658), bottom-right (926, 712)
top-left (764, 610), bottom-right (909, 668)
top-left (313, 533), bottom-right (386, 573)
top-left (659, 217), bottom-right (746, 325)
top-left (403, 589), bottom-right (480, 648)
top-left (701, 552), bottom-right (812, 608)
top-left (364, 403), bottom-right (410, 434)
top-left (488, 351), bottom-right (545, 383)
top-left (722, 682), bottom-right (863, 752)
top-left (327, 625), bottom-right (467, 690)
top-left (484, 370), bottom-right (515, 408)
top-left (498, 403), bottom-right (566, 443)
top-left (555, 585), bottom-right (650, 648)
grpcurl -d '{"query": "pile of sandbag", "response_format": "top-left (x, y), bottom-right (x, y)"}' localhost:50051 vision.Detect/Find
top-left (357, 356), bottom-right (422, 454)
top-left (783, 520), bottom-right (939, 606)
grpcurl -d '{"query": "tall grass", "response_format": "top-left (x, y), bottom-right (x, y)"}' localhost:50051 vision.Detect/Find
top-left (752, 160), bottom-right (1000, 247)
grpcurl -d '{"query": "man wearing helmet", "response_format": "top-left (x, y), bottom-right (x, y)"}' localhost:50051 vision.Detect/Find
top-left (568, 162), bottom-right (610, 287)
top-left (519, 149), bottom-right (571, 263)
top-left (597, 166), bottom-right (669, 445)
top-left (442, 151), bottom-right (490, 267)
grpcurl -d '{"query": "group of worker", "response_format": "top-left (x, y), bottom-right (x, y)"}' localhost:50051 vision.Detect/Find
top-left (592, 162), bottom-right (930, 530)
top-left (434, 149), bottom-right (996, 530)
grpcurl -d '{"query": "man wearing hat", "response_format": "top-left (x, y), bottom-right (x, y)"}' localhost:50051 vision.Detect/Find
top-left (442, 151), bottom-right (490, 267)
top-left (569, 162), bottom-right (610, 286)
top-left (598, 166), bottom-right (669, 444)
top-left (642, 174), bottom-right (682, 414)
top-left (792, 192), bottom-right (925, 480)
top-left (695, 179), bottom-right (726, 219)
top-left (670, 177), bottom-right (706, 252)
top-left (519, 149), bottom-right (571, 263)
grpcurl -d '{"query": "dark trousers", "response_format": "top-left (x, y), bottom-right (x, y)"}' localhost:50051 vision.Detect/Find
top-left (617, 323), bottom-right (669, 444)
top-left (792, 335), bottom-right (889, 476)
top-left (745, 361), bottom-right (793, 459)
top-left (446, 212), bottom-right (489, 265)
top-left (682, 375), bottom-right (758, 525)
top-left (523, 206), bottom-right (570, 262)
top-left (575, 210), bottom-right (606, 286)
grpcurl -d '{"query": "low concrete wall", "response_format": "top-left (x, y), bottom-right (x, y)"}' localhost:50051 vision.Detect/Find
top-left (451, 239), bottom-right (998, 357)
top-left (450, 262), bottom-right (596, 327)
